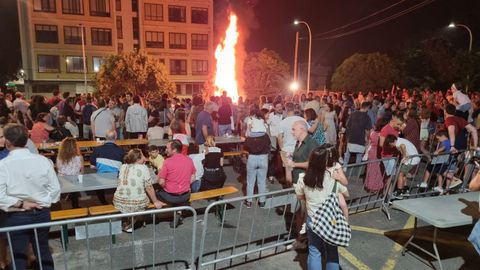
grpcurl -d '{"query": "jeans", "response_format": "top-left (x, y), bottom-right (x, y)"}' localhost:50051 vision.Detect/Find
top-left (246, 154), bottom-right (268, 203)
top-left (191, 180), bottom-right (201, 193)
top-left (116, 127), bottom-right (124, 140)
top-left (82, 124), bottom-right (91, 139)
top-left (156, 190), bottom-right (190, 206)
top-left (343, 147), bottom-right (363, 168)
top-left (5, 209), bottom-right (54, 270)
top-left (218, 124), bottom-right (232, 136)
top-left (307, 216), bottom-right (339, 270)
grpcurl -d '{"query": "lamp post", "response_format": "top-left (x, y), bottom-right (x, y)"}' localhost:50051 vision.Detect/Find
top-left (294, 20), bottom-right (312, 93)
top-left (79, 24), bottom-right (87, 93)
top-left (449, 22), bottom-right (473, 91)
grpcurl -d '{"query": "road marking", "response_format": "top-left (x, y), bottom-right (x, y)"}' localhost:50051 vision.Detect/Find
top-left (339, 247), bottom-right (372, 270)
top-left (381, 216), bottom-right (415, 270)
top-left (350, 225), bottom-right (386, 235)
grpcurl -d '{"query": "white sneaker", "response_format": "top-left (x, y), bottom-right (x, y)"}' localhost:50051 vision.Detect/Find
top-left (448, 178), bottom-right (463, 189)
top-left (433, 186), bottom-right (444, 193)
top-left (299, 223), bottom-right (306, 234)
top-left (417, 182), bottom-right (428, 188)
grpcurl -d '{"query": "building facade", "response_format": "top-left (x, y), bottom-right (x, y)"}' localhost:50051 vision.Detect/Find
top-left (17, 0), bottom-right (214, 97)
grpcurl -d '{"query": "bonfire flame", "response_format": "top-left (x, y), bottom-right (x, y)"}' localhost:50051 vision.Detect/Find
top-left (214, 13), bottom-right (239, 102)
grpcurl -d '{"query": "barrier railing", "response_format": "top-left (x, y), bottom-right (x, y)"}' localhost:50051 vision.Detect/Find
top-left (343, 157), bottom-right (398, 219)
top-left (197, 188), bottom-right (299, 270)
top-left (0, 206), bottom-right (197, 270)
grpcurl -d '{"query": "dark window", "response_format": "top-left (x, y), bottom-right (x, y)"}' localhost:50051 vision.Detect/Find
top-left (169, 32), bottom-right (186, 49)
top-left (32, 84), bottom-right (59, 93)
top-left (38, 55), bottom-right (60, 72)
top-left (89, 0), bottom-right (110, 17)
top-left (191, 34), bottom-right (208, 50)
top-left (145, 31), bottom-right (164, 48)
top-left (191, 7), bottom-right (208, 24)
top-left (131, 0), bottom-right (138, 12)
top-left (64, 26), bottom-right (85, 44)
top-left (170, 59), bottom-right (187, 75)
top-left (133, 44), bottom-right (140, 51)
top-left (192, 60), bottom-right (208, 75)
top-left (185, 84), bottom-right (192, 95)
top-left (193, 83), bottom-right (202, 95)
top-left (132, 17), bottom-right (139, 39)
top-left (176, 84), bottom-right (182, 95)
top-left (118, 43), bottom-right (123, 53)
top-left (35, 24), bottom-right (58, 43)
top-left (91, 28), bottom-right (112, 45)
top-left (115, 0), bottom-right (121, 11)
top-left (66, 56), bottom-right (85, 73)
top-left (144, 3), bottom-right (163, 21)
top-left (33, 0), bottom-right (56, 12)
top-left (116, 16), bottom-right (123, 39)
top-left (168, 5), bottom-right (185, 22)
top-left (62, 0), bottom-right (83, 14)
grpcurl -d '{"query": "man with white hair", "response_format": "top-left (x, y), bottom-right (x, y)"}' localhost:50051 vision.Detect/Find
top-left (288, 121), bottom-right (319, 184)
top-left (195, 101), bottom-right (215, 153)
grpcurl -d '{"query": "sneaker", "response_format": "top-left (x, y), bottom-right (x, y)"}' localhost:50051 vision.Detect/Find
top-left (392, 191), bottom-right (404, 200)
top-left (299, 223), bottom-right (306, 234)
top-left (122, 224), bottom-right (133, 233)
top-left (268, 176), bottom-right (275, 184)
top-left (244, 201), bottom-right (252, 208)
top-left (258, 201), bottom-right (266, 208)
top-left (433, 186), bottom-right (444, 193)
top-left (417, 182), bottom-right (428, 188)
top-left (448, 178), bottom-right (463, 189)
top-left (169, 216), bottom-right (183, 229)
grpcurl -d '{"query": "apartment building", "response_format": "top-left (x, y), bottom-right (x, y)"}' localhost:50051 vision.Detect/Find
top-left (17, 0), bottom-right (214, 97)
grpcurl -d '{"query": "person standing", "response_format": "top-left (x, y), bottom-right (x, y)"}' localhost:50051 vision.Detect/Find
top-left (91, 99), bottom-right (115, 140)
top-left (81, 96), bottom-right (97, 139)
top-left (451, 83), bottom-right (472, 121)
top-left (195, 102), bottom-right (215, 153)
top-left (344, 102), bottom-right (372, 167)
top-left (217, 97), bottom-right (233, 136)
top-left (0, 124), bottom-right (60, 270)
top-left (125, 96), bottom-right (148, 139)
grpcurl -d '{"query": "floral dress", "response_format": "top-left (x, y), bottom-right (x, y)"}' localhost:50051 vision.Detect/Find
top-left (113, 164), bottom-right (155, 213)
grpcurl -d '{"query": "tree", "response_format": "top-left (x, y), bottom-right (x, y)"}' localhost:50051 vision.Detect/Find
top-left (96, 50), bottom-right (175, 99)
top-left (243, 48), bottom-right (290, 97)
top-left (331, 52), bottom-right (399, 92)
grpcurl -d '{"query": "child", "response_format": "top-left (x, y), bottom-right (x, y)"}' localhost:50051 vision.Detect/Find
top-left (189, 153), bottom-right (205, 192)
top-left (419, 109), bottom-right (431, 157)
top-left (148, 145), bottom-right (164, 174)
top-left (418, 130), bottom-right (451, 193)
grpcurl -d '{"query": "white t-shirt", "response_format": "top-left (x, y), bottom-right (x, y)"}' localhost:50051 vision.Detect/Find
top-left (189, 153), bottom-right (205, 181)
top-left (396, 137), bottom-right (420, 165)
top-left (267, 112), bottom-right (284, 137)
top-left (147, 126), bottom-right (165, 140)
top-left (173, 133), bottom-right (189, 145)
top-left (278, 115), bottom-right (306, 152)
top-left (294, 163), bottom-right (348, 217)
top-left (453, 90), bottom-right (471, 107)
top-left (245, 117), bottom-right (267, 133)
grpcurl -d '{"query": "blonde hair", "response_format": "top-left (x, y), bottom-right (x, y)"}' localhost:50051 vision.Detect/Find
top-left (58, 137), bottom-right (81, 163)
top-left (204, 136), bottom-right (216, 147)
top-left (124, 149), bottom-right (143, 164)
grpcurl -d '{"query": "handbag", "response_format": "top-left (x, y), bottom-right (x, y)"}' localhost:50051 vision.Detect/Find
top-left (310, 180), bottom-right (351, 247)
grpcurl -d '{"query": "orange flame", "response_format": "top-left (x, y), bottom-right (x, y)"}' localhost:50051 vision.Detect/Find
top-left (214, 13), bottom-right (239, 102)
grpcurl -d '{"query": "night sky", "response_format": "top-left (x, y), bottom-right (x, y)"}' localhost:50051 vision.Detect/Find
top-left (216, 0), bottom-right (480, 68)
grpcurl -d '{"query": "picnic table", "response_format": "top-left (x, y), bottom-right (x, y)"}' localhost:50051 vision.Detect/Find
top-left (392, 192), bottom-right (480, 270)
top-left (37, 138), bottom-right (148, 150)
top-left (58, 173), bottom-right (118, 193)
top-left (148, 135), bottom-right (245, 147)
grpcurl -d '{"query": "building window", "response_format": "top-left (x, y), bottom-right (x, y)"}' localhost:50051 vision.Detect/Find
top-left (89, 0), bottom-right (110, 17)
top-left (118, 43), bottom-right (123, 53)
top-left (93, 57), bottom-right (104, 72)
top-left (175, 84), bottom-right (182, 95)
top-left (169, 32), bottom-right (186, 49)
top-left (170, 59), bottom-right (187, 75)
top-left (64, 26), bottom-right (85, 44)
top-left (115, 0), bottom-right (121, 11)
top-left (91, 28), bottom-right (112, 45)
top-left (38, 55), bottom-right (60, 72)
top-left (144, 3), bottom-right (163, 21)
top-left (32, 84), bottom-right (60, 93)
top-left (133, 44), bottom-right (140, 51)
top-left (192, 60), bottom-right (208, 75)
top-left (132, 17), bottom-right (139, 39)
top-left (131, 0), bottom-right (138, 12)
top-left (34, 0), bottom-right (56, 12)
top-left (185, 83), bottom-right (203, 95)
top-left (145, 31), bottom-right (164, 48)
top-left (35, 24), bottom-right (58, 43)
top-left (191, 34), bottom-right (208, 50)
top-left (191, 7), bottom-right (208, 24)
top-left (168, 5), bottom-right (185, 22)
top-left (116, 16), bottom-right (123, 39)
top-left (66, 56), bottom-right (85, 73)
top-left (62, 0), bottom-right (83, 14)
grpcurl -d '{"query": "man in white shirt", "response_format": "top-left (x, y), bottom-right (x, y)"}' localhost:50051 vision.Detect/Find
top-left (91, 99), bottom-right (115, 140)
top-left (267, 102), bottom-right (284, 182)
top-left (451, 83), bottom-right (472, 121)
top-left (278, 102), bottom-right (307, 185)
top-left (125, 95), bottom-right (148, 139)
top-left (0, 124), bottom-right (60, 270)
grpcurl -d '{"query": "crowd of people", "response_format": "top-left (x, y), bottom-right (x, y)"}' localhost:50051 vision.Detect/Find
top-left (1, 81), bottom-right (480, 269)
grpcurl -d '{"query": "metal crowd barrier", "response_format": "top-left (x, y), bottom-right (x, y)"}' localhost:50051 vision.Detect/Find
top-left (343, 157), bottom-right (398, 219)
top-left (0, 206), bottom-right (197, 270)
top-left (197, 188), bottom-right (299, 270)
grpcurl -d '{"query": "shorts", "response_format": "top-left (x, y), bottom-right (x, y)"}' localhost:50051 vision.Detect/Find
top-left (383, 159), bottom-right (396, 176)
top-left (399, 163), bottom-right (415, 174)
top-left (426, 163), bottom-right (449, 175)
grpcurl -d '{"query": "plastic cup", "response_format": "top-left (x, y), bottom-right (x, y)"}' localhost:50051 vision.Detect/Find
top-left (78, 174), bottom-right (83, 183)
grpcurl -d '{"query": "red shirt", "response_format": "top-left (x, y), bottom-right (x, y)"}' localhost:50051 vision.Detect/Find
top-left (380, 124), bottom-right (399, 157)
top-left (158, 153), bottom-right (195, 194)
top-left (444, 116), bottom-right (468, 136)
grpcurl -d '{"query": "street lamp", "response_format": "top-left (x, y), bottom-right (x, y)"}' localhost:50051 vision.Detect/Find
top-left (79, 23), bottom-right (88, 93)
top-left (449, 22), bottom-right (473, 91)
top-left (289, 81), bottom-right (299, 92)
top-left (294, 20), bottom-right (312, 93)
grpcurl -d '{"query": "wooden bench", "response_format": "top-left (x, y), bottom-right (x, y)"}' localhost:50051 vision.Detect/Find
top-left (50, 208), bottom-right (89, 250)
top-left (223, 150), bottom-right (248, 157)
top-left (88, 186), bottom-right (239, 216)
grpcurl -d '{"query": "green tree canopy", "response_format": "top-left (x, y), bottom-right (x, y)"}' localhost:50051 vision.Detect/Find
top-left (243, 48), bottom-right (290, 97)
top-left (331, 52), bottom-right (399, 92)
top-left (96, 50), bottom-right (175, 99)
